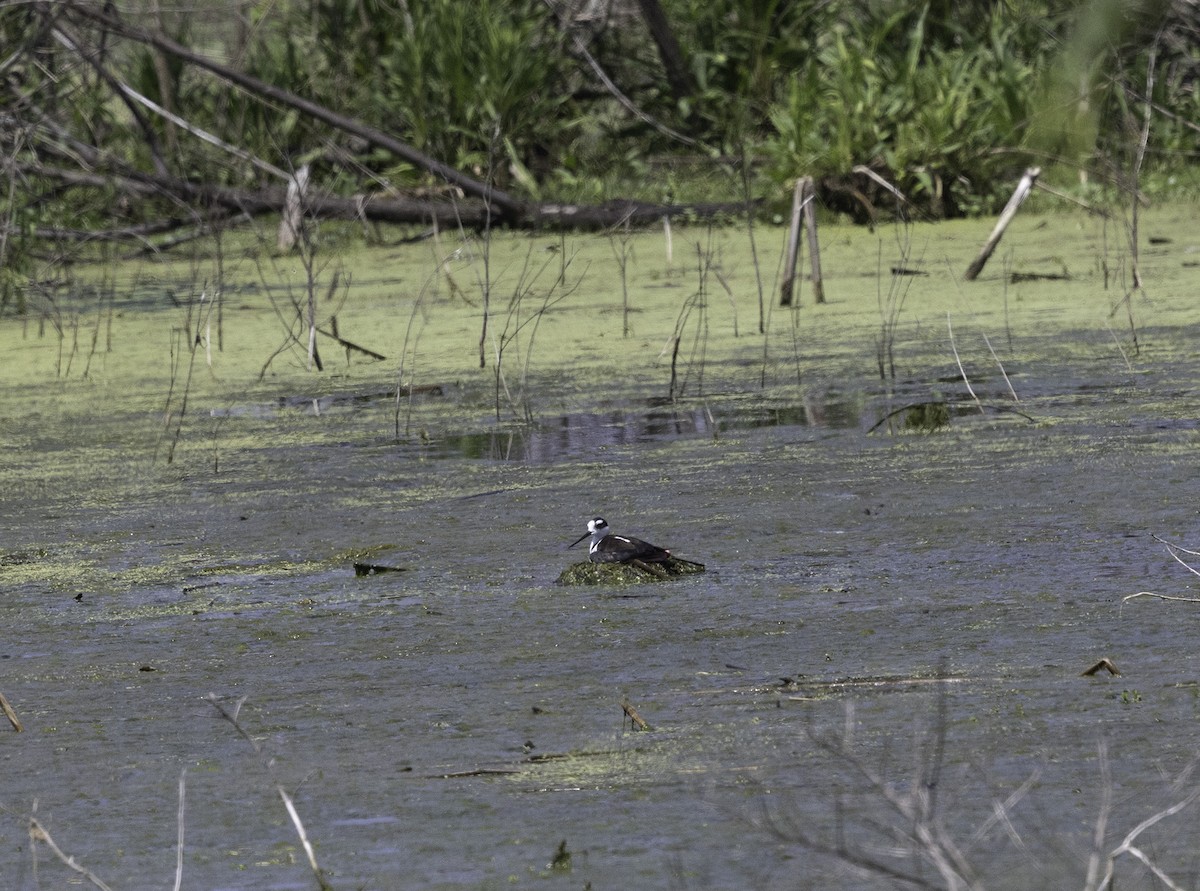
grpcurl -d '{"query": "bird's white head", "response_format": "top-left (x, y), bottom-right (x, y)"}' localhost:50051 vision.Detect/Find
top-left (570, 516), bottom-right (611, 550)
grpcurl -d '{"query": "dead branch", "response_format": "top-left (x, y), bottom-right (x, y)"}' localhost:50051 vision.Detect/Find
top-left (1123, 535), bottom-right (1200, 605)
top-left (28, 817), bottom-right (115, 891)
top-left (621, 698), bottom-right (651, 731)
top-left (1093, 779), bottom-right (1200, 891)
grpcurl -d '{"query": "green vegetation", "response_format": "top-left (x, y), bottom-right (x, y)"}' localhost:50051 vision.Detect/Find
top-left (0, 0), bottom-right (1197, 302)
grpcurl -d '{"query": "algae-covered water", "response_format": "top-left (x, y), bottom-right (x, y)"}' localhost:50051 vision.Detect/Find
top-left (4, 205), bottom-right (1200, 889)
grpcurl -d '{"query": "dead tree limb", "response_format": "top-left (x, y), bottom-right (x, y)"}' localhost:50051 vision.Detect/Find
top-left (964, 167), bottom-right (1040, 281)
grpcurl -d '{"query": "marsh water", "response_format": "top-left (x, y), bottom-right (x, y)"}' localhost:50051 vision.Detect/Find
top-left (4, 208), bottom-right (1200, 889)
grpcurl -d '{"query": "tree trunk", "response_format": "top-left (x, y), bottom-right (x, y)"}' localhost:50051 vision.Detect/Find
top-left (632, 0), bottom-right (694, 102)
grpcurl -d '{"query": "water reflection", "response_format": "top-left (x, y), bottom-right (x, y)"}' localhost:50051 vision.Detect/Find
top-left (432, 394), bottom-right (862, 462)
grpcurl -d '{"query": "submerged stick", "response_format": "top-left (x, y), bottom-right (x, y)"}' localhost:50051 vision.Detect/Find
top-left (964, 167), bottom-right (1040, 281)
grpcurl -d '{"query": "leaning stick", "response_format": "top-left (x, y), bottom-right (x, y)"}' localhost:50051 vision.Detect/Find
top-left (964, 167), bottom-right (1040, 281)
top-left (947, 314), bottom-right (983, 413)
top-left (0, 690), bottom-right (21, 732)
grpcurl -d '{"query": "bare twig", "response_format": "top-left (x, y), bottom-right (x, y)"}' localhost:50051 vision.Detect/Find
top-left (947, 314), bottom-right (984, 414)
top-left (395, 275), bottom-right (433, 438)
top-left (970, 768), bottom-right (1041, 859)
top-left (203, 694), bottom-right (332, 890)
top-left (555, 12), bottom-right (702, 149)
top-left (1123, 591), bottom-right (1200, 605)
top-left (28, 817), bottom-right (115, 891)
top-left (1094, 779), bottom-right (1200, 891)
top-left (1103, 320), bottom-right (1133, 372)
top-left (1083, 741), bottom-right (1113, 891)
top-left (1128, 33), bottom-right (1160, 293)
top-left (981, 332), bottom-right (1018, 402)
top-left (759, 690), bottom-right (987, 891)
top-left (1151, 534), bottom-right (1200, 559)
top-left (174, 768), bottom-right (187, 891)
top-left (1121, 536), bottom-right (1200, 606)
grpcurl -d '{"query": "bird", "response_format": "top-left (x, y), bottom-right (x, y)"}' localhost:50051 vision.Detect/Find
top-left (569, 517), bottom-right (673, 564)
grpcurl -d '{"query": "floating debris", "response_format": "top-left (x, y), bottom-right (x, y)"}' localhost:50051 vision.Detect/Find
top-left (1010, 270), bottom-right (1070, 282)
top-left (353, 562), bottom-right (409, 577)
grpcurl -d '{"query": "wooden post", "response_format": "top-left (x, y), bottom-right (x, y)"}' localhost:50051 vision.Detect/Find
top-left (277, 164), bottom-right (310, 252)
top-left (964, 166), bottom-right (1040, 281)
top-left (780, 177), bottom-right (823, 305)
top-left (803, 178), bottom-right (825, 304)
top-left (779, 177), bottom-right (806, 306)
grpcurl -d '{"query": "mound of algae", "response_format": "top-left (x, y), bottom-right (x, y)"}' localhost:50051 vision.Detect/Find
top-left (556, 557), bottom-right (705, 586)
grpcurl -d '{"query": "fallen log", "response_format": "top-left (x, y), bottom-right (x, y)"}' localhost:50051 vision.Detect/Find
top-left (22, 162), bottom-right (752, 236)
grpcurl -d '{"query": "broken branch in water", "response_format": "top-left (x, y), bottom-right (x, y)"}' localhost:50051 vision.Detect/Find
top-left (317, 325), bottom-right (386, 361)
top-left (621, 698), bottom-right (651, 731)
top-left (0, 690), bottom-right (22, 731)
top-left (1152, 533), bottom-right (1200, 563)
top-left (1121, 536), bottom-right (1200, 607)
top-left (1123, 591), bottom-right (1200, 604)
top-left (1081, 658), bottom-right (1121, 677)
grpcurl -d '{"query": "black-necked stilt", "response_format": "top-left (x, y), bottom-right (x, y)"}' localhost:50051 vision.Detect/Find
top-left (569, 517), bottom-right (673, 564)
